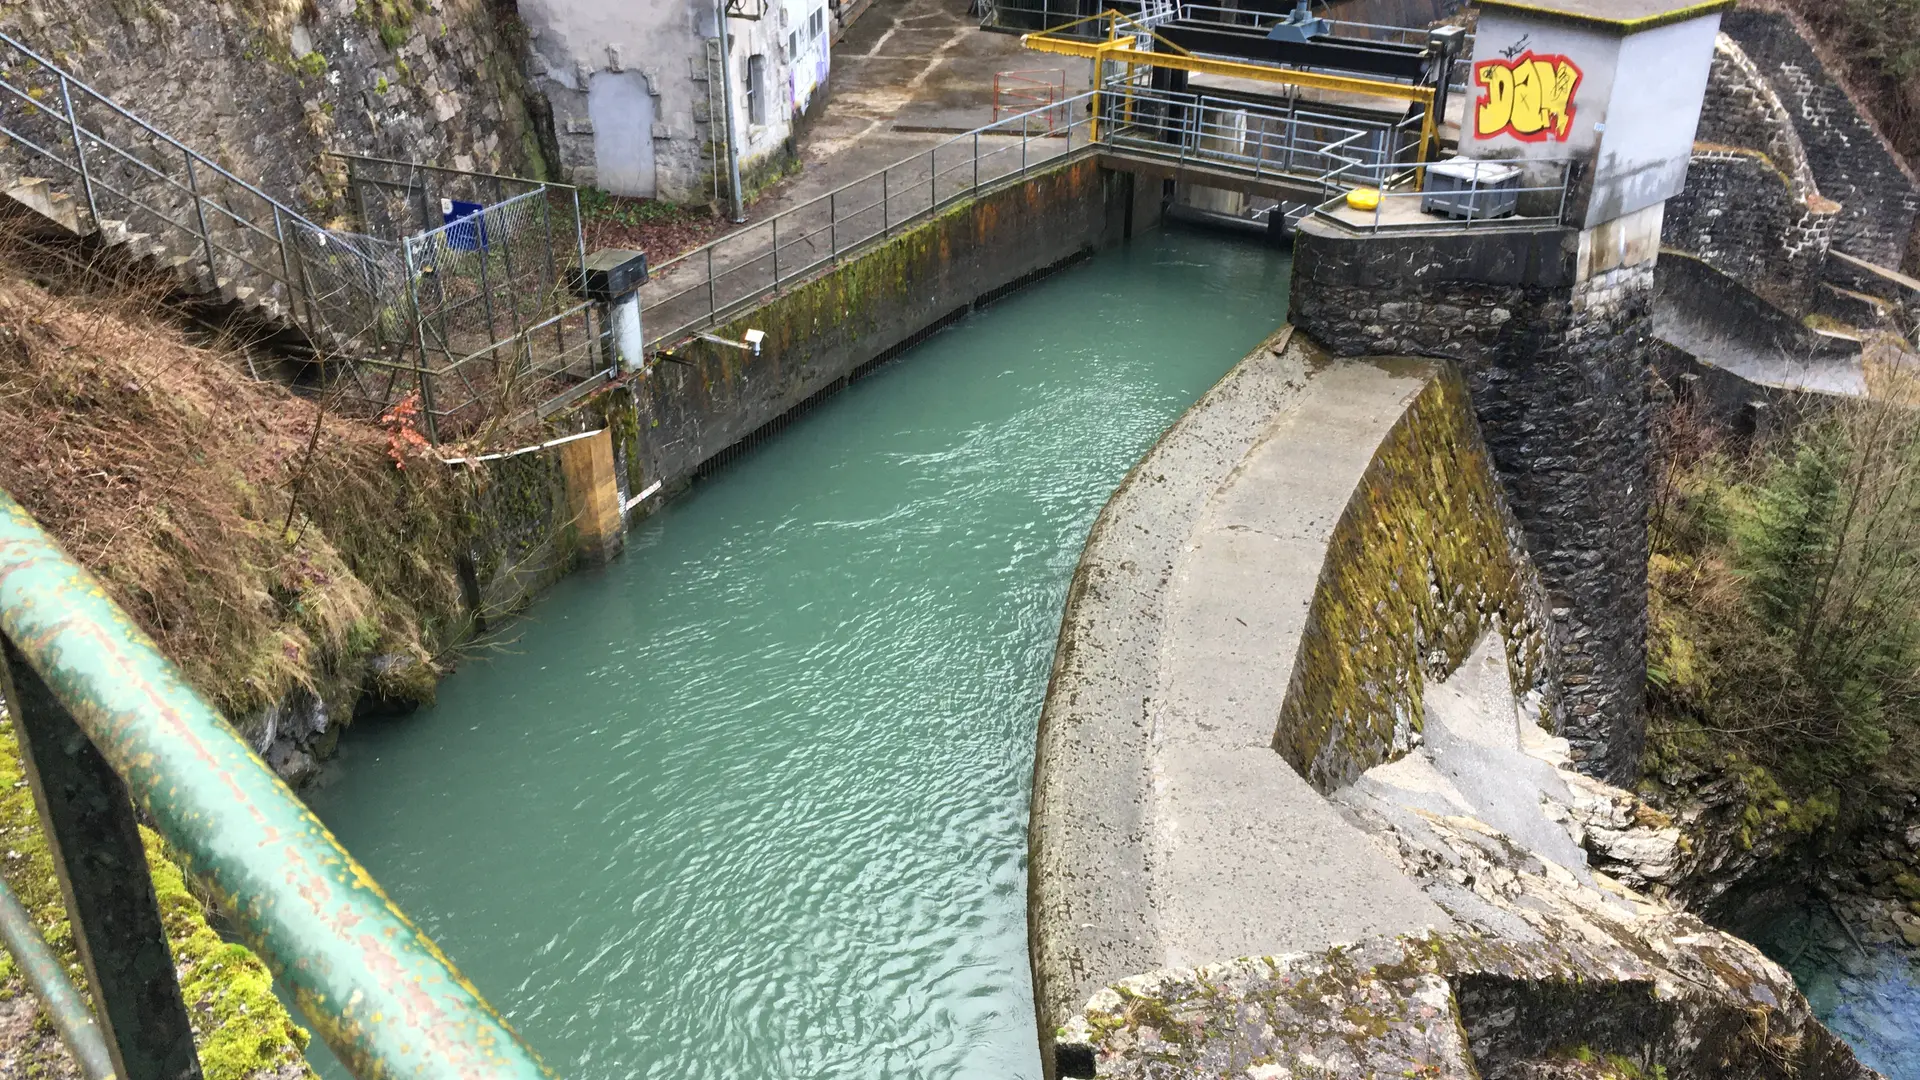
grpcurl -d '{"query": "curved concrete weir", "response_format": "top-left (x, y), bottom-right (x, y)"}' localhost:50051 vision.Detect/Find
top-left (1029, 330), bottom-right (1453, 1060)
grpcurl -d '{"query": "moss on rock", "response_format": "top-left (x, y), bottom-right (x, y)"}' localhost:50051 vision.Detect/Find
top-left (1276, 366), bottom-right (1551, 791)
top-left (0, 716), bottom-right (314, 1080)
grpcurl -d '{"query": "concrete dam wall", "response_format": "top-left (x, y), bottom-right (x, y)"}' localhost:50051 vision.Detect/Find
top-left (1027, 327), bottom-right (1873, 1080)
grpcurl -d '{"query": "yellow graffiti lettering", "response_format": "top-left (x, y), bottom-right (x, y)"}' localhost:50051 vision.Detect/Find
top-left (1476, 63), bottom-right (1513, 137)
top-left (1474, 52), bottom-right (1582, 142)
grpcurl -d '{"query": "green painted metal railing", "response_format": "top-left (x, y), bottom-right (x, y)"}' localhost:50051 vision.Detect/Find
top-left (0, 489), bottom-right (551, 1080)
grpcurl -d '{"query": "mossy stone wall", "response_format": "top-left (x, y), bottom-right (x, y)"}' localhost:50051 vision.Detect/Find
top-left (578, 157), bottom-right (1147, 493)
top-left (1276, 365), bottom-right (1551, 792)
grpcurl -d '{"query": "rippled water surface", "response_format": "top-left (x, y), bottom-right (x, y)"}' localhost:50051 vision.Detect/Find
top-left (301, 229), bottom-right (1291, 1080)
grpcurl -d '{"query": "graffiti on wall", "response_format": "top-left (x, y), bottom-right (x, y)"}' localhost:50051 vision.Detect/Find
top-left (1474, 52), bottom-right (1582, 142)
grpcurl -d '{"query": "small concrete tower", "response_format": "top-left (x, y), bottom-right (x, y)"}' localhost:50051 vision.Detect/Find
top-left (1289, 0), bottom-right (1732, 783)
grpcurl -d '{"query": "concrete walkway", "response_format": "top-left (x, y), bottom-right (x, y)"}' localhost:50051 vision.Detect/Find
top-left (1029, 329), bottom-right (1454, 1039)
top-left (642, 0), bottom-right (1082, 345)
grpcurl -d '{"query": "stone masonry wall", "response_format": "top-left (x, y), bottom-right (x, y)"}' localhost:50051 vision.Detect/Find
top-left (1663, 149), bottom-right (1839, 316)
top-left (1696, 33), bottom-right (1817, 195)
top-left (1722, 8), bottom-right (1919, 271)
top-left (1290, 222), bottom-right (1652, 784)
top-left (0, 0), bottom-right (544, 221)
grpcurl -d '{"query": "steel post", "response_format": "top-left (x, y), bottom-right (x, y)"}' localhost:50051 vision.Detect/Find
top-left (1, 640), bottom-right (203, 1080)
top-left (58, 76), bottom-right (97, 230)
top-left (183, 152), bottom-right (218, 287)
top-left (0, 872), bottom-right (114, 1079)
top-left (402, 243), bottom-right (441, 443)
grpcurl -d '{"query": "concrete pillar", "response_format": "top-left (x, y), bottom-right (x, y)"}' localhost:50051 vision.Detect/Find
top-left (560, 429), bottom-right (624, 566)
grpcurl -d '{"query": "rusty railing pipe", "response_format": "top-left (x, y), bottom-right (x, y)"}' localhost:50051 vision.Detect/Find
top-left (0, 492), bottom-right (550, 1080)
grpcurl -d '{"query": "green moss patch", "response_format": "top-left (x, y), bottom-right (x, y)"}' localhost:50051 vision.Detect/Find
top-left (1276, 366), bottom-right (1548, 791)
top-left (0, 716), bottom-right (314, 1079)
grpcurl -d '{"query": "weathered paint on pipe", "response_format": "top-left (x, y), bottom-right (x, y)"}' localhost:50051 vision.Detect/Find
top-left (0, 492), bottom-right (553, 1080)
top-left (0, 875), bottom-right (115, 1080)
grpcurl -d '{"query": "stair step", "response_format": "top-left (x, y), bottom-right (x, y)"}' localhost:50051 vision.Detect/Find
top-left (4, 176), bottom-right (84, 234)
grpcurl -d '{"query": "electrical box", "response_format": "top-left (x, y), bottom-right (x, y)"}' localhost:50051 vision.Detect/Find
top-left (1421, 158), bottom-right (1521, 220)
top-left (569, 249), bottom-right (649, 302)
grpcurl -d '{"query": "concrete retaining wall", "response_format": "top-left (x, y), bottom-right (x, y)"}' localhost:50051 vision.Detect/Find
top-left (1029, 330), bottom-right (1491, 1077)
top-left (1276, 367), bottom-right (1551, 793)
top-left (577, 155), bottom-right (1153, 502)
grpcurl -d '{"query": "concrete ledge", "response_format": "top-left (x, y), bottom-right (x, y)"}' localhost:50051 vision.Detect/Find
top-left (1028, 328), bottom-right (1456, 1077)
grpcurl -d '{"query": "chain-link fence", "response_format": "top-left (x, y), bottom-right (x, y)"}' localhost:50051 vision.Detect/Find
top-left (332, 155), bottom-right (600, 441)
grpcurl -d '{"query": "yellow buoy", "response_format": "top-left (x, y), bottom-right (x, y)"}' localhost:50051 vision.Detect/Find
top-left (1345, 187), bottom-right (1382, 211)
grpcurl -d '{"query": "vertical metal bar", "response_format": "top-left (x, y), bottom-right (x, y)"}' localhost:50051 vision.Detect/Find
top-left (929, 148), bottom-right (937, 210)
top-left (183, 152), bottom-right (218, 287)
top-left (0, 877), bottom-right (114, 1080)
top-left (0, 642), bottom-right (205, 1080)
top-left (473, 209), bottom-right (500, 345)
top-left (1021, 127), bottom-right (1028, 176)
top-left (829, 191), bottom-right (837, 260)
top-left (58, 76), bottom-right (98, 230)
top-left (882, 168), bottom-right (890, 235)
top-left (271, 205), bottom-right (297, 336)
top-left (402, 242), bottom-right (441, 444)
top-left (569, 187), bottom-right (589, 361)
top-left (707, 244), bottom-right (717, 322)
top-left (973, 132), bottom-right (980, 194)
top-left (543, 191), bottom-right (564, 357)
top-left (771, 214), bottom-right (780, 290)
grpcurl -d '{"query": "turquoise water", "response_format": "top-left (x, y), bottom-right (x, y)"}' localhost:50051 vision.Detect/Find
top-left (1764, 911), bottom-right (1920, 1079)
top-left (298, 229), bottom-right (1292, 1080)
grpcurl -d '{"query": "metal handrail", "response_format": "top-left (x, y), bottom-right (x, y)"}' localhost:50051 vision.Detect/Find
top-left (0, 492), bottom-right (551, 1079)
top-left (641, 78), bottom-right (1441, 351)
top-left (0, 30), bottom-right (327, 235)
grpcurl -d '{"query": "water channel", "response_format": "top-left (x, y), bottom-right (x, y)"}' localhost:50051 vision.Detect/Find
top-left (298, 228), bottom-right (1293, 1080)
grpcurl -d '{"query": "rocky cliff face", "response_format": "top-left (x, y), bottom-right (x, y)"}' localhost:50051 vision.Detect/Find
top-left (0, 0), bottom-right (546, 218)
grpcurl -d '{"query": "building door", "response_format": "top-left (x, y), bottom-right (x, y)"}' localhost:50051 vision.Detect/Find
top-left (588, 70), bottom-right (657, 197)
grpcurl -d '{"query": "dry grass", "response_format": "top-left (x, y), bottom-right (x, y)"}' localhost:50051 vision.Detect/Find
top-left (0, 262), bottom-right (467, 733)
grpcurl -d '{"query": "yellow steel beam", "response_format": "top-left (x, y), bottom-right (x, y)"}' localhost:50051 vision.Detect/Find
top-left (1021, 32), bottom-right (1435, 105)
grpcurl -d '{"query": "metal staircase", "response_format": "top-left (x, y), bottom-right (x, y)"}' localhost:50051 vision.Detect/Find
top-left (0, 31), bottom-right (411, 373)
top-left (0, 30), bottom-right (608, 441)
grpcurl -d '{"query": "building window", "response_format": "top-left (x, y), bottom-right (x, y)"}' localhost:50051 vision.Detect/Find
top-left (788, 30), bottom-right (798, 59)
top-left (811, 7), bottom-right (825, 39)
top-left (746, 53), bottom-right (767, 125)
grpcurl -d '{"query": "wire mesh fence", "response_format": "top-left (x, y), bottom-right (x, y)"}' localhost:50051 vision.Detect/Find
top-left (0, 31), bottom-right (600, 444)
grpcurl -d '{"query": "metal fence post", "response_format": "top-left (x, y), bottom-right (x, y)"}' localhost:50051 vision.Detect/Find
top-left (0, 641), bottom-right (204, 1080)
top-left (270, 206), bottom-right (296, 322)
top-left (707, 244), bottom-right (717, 322)
top-left (973, 132), bottom-right (980, 194)
top-left (829, 191), bottom-right (837, 260)
top-left (183, 152), bottom-right (218, 287)
top-left (772, 214), bottom-right (780, 289)
top-left (882, 168), bottom-right (890, 235)
top-left (57, 76), bottom-right (98, 230)
top-left (402, 242), bottom-right (441, 444)
top-left (929, 148), bottom-right (937, 211)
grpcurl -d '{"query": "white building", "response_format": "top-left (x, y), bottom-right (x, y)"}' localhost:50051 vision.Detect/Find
top-left (516, 0), bottom-right (836, 202)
